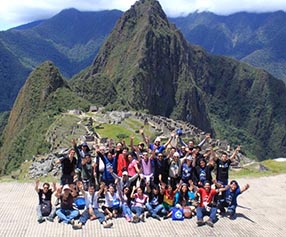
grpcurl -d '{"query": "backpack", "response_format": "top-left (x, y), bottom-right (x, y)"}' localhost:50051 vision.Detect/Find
top-left (74, 197), bottom-right (86, 210)
top-left (41, 200), bottom-right (52, 216)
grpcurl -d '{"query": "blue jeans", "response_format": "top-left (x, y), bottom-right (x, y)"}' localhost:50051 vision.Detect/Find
top-left (227, 205), bottom-right (237, 216)
top-left (196, 206), bottom-right (217, 222)
top-left (146, 203), bottom-right (164, 216)
top-left (131, 206), bottom-right (145, 217)
top-left (56, 208), bottom-right (79, 224)
top-left (122, 203), bottom-right (133, 218)
top-left (79, 208), bottom-right (105, 224)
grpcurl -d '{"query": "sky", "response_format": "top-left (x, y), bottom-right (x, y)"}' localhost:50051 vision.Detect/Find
top-left (0, 0), bottom-right (286, 31)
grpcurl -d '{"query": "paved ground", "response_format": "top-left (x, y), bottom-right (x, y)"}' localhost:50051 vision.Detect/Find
top-left (0, 174), bottom-right (285, 237)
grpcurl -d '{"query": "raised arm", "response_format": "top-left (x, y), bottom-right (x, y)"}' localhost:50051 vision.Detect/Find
top-left (230, 145), bottom-right (240, 161)
top-left (52, 182), bottom-right (57, 193)
top-left (139, 128), bottom-right (149, 146)
top-left (163, 132), bottom-right (175, 147)
top-left (198, 133), bottom-right (211, 147)
top-left (240, 183), bottom-right (250, 193)
top-left (35, 179), bottom-right (40, 193)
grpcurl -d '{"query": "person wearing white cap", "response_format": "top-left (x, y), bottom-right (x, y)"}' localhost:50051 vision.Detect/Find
top-left (55, 184), bottom-right (79, 225)
top-left (168, 151), bottom-right (182, 189)
top-left (109, 166), bottom-right (138, 192)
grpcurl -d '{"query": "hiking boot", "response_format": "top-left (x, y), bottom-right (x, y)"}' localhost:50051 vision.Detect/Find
top-left (196, 219), bottom-right (204, 226)
top-left (206, 219), bottom-right (214, 227)
top-left (47, 217), bottom-right (54, 222)
top-left (72, 221), bottom-right (83, 230)
top-left (152, 214), bottom-right (161, 221)
top-left (103, 222), bottom-right (113, 228)
top-left (37, 217), bottom-right (45, 224)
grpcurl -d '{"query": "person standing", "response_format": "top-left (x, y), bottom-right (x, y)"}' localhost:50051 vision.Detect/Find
top-left (56, 148), bottom-right (77, 185)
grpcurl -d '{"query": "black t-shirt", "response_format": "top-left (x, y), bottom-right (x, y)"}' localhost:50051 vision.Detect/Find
top-left (216, 159), bottom-right (232, 182)
top-left (148, 192), bottom-right (164, 206)
top-left (38, 189), bottom-right (53, 204)
top-left (61, 156), bottom-right (77, 175)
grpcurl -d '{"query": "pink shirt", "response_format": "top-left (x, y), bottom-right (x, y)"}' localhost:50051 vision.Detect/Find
top-left (128, 159), bottom-right (138, 176)
top-left (133, 193), bottom-right (148, 207)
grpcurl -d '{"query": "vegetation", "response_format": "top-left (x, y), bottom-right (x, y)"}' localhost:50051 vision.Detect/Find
top-left (0, 62), bottom-right (90, 174)
top-left (230, 160), bottom-right (286, 178)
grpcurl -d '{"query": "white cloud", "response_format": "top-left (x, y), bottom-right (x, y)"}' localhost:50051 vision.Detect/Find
top-left (0, 0), bottom-right (286, 30)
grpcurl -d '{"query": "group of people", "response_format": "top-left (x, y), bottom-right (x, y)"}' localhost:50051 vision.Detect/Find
top-left (35, 129), bottom-right (250, 229)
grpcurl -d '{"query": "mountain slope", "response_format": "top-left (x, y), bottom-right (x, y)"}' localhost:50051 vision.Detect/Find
top-left (71, 0), bottom-right (286, 160)
top-left (0, 41), bottom-right (30, 111)
top-left (170, 11), bottom-right (286, 83)
top-left (0, 9), bottom-right (122, 112)
top-left (0, 61), bottom-right (90, 174)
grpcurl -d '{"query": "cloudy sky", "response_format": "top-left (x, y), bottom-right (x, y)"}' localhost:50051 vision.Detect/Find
top-left (0, 0), bottom-right (286, 30)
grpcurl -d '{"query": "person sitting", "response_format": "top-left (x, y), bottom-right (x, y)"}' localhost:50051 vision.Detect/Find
top-left (217, 180), bottom-right (250, 219)
top-left (130, 186), bottom-right (148, 222)
top-left (174, 182), bottom-right (196, 218)
top-left (195, 181), bottom-right (228, 227)
top-left (55, 184), bottom-right (79, 225)
top-left (118, 186), bottom-right (135, 222)
top-left (73, 182), bottom-right (113, 229)
top-left (161, 183), bottom-right (180, 219)
top-left (102, 184), bottom-right (121, 219)
top-left (146, 183), bottom-right (164, 221)
top-left (35, 180), bottom-right (57, 223)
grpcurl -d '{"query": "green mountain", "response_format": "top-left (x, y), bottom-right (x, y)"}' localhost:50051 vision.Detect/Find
top-left (170, 11), bottom-right (286, 83)
top-left (0, 41), bottom-right (30, 111)
top-left (0, 61), bottom-right (90, 174)
top-left (0, 9), bottom-right (121, 112)
top-left (71, 0), bottom-right (286, 160)
top-left (2, 7), bottom-right (286, 115)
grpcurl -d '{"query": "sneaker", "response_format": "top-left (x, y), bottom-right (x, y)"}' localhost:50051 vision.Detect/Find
top-left (140, 214), bottom-right (145, 222)
top-left (152, 214), bottom-right (161, 221)
top-left (163, 216), bottom-right (169, 220)
top-left (196, 219), bottom-right (204, 226)
top-left (72, 221), bottom-right (83, 230)
top-left (146, 213), bottom-right (151, 218)
top-left (37, 218), bottom-right (45, 224)
top-left (103, 222), bottom-right (113, 228)
top-left (47, 217), bottom-right (54, 222)
top-left (69, 219), bottom-right (75, 225)
top-left (132, 216), bottom-right (139, 223)
top-left (206, 219), bottom-right (214, 227)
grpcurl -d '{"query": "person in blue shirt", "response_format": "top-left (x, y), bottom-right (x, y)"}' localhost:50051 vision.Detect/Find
top-left (218, 180), bottom-right (250, 219)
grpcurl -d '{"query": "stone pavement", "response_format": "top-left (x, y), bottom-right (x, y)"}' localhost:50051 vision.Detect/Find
top-left (0, 174), bottom-right (285, 237)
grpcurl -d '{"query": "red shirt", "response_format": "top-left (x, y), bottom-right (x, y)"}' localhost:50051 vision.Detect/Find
top-left (197, 188), bottom-right (217, 207)
top-left (117, 154), bottom-right (128, 176)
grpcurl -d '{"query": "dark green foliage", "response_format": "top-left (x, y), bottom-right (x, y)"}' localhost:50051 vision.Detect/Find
top-left (0, 61), bottom-right (90, 174)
